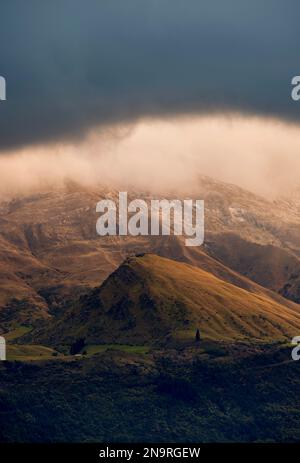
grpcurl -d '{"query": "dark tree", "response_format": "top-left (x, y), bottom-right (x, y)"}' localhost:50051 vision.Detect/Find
top-left (70, 338), bottom-right (86, 355)
top-left (195, 329), bottom-right (201, 342)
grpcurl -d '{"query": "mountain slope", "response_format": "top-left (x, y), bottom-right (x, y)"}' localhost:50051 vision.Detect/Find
top-left (32, 254), bottom-right (300, 347)
top-left (206, 232), bottom-right (300, 303)
top-left (2, 178), bottom-right (300, 329)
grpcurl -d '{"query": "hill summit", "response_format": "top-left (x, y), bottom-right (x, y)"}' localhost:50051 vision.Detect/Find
top-left (32, 253), bottom-right (300, 347)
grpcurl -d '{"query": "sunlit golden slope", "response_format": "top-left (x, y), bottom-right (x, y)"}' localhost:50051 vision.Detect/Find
top-left (33, 253), bottom-right (300, 346)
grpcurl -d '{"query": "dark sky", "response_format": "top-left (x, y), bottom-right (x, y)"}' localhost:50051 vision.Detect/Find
top-left (0, 0), bottom-right (299, 150)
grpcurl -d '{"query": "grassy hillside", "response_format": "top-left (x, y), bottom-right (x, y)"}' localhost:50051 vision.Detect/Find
top-left (31, 253), bottom-right (300, 348)
top-left (7, 344), bottom-right (58, 361)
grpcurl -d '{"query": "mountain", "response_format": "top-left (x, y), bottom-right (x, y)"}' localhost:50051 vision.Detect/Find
top-left (30, 253), bottom-right (300, 347)
top-left (1, 177), bottom-right (300, 329)
top-left (205, 232), bottom-right (300, 303)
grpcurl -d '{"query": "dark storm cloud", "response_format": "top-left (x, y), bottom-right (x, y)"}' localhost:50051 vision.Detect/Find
top-left (0, 0), bottom-right (299, 150)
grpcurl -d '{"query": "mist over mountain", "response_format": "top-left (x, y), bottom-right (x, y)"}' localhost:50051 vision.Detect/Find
top-left (1, 115), bottom-right (300, 200)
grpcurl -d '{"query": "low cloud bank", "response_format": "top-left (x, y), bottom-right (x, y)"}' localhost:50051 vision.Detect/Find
top-left (0, 114), bottom-right (299, 199)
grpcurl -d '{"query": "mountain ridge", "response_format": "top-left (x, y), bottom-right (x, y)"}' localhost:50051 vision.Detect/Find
top-left (29, 253), bottom-right (300, 347)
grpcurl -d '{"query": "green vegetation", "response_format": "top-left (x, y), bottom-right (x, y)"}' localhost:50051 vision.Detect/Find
top-left (70, 337), bottom-right (86, 355)
top-left (1, 344), bottom-right (300, 443)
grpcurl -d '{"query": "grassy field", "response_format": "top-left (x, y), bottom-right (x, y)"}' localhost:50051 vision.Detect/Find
top-left (82, 344), bottom-right (150, 355)
top-left (6, 340), bottom-right (149, 361)
top-left (7, 344), bottom-right (58, 361)
top-left (4, 325), bottom-right (32, 341)
top-left (4, 325), bottom-right (61, 361)
top-left (3, 322), bottom-right (151, 360)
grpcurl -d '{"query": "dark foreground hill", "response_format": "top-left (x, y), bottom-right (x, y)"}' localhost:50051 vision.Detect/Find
top-left (0, 344), bottom-right (300, 443)
top-left (30, 254), bottom-right (300, 348)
